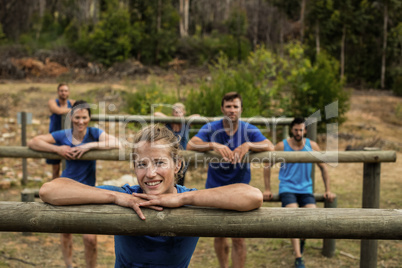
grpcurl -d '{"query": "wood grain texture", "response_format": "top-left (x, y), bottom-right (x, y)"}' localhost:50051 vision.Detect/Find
top-left (0, 202), bottom-right (400, 239)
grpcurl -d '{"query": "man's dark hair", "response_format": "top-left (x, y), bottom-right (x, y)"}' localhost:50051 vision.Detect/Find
top-left (290, 117), bottom-right (305, 128)
top-left (221, 92), bottom-right (243, 107)
top-left (57, 83), bottom-right (68, 91)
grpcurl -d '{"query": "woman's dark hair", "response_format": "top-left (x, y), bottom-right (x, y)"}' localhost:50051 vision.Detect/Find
top-left (71, 100), bottom-right (91, 118)
top-left (70, 100), bottom-right (92, 130)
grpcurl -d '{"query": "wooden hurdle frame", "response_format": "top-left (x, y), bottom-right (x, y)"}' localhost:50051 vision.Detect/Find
top-left (0, 147), bottom-right (396, 268)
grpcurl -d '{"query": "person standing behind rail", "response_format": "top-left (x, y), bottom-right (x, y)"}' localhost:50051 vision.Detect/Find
top-left (154, 102), bottom-right (200, 185)
top-left (47, 83), bottom-right (75, 180)
top-left (38, 124), bottom-right (264, 267)
top-left (263, 117), bottom-right (336, 268)
top-left (28, 100), bottom-right (121, 268)
top-left (187, 92), bottom-right (274, 268)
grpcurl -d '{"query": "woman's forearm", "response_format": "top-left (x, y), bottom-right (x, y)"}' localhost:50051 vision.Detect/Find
top-left (182, 183), bottom-right (263, 211)
top-left (39, 178), bottom-right (116, 205)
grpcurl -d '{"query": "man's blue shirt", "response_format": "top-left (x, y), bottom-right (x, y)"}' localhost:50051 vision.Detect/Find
top-left (195, 120), bottom-right (267, 188)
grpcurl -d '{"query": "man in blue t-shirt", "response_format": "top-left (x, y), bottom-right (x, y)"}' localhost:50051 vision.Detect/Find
top-left (263, 117), bottom-right (335, 268)
top-left (187, 92), bottom-right (273, 268)
top-left (47, 83), bottom-right (75, 180)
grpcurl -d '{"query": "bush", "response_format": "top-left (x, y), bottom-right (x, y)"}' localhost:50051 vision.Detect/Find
top-left (124, 79), bottom-right (176, 115)
top-left (276, 43), bottom-right (350, 130)
top-left (177, 32), bottom-right (251, 65)
top-left (185, 47), bottom-right (278, 117)
top-left (185, 44), bottom-right (350, 132)
top-left (71, 5), bottom-right (134, 67)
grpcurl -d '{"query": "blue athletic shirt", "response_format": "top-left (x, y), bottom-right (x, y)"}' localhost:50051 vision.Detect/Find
top-left (51, 127), bottom-right (103, 186)
top-left (166, 123), bottom-right (190, 150)
top-left (195, 120), bottom-right (267, 188)
top-left (278, 138), bottom-right (313, 194)
top-left (97, 184), bottom-right (199, 268)
top-left (49, 99), bottom-right (72, 133)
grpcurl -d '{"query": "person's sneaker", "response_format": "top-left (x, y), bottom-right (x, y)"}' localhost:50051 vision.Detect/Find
top-left (300, 239), bottom-right (306, 254)
top-left (295, 257), bottom-right (305, 268)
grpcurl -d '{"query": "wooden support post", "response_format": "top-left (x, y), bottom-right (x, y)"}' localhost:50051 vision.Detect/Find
top-left (282, 125), bottom-right (289, 140)
top-left (360, 162), bottom-right (381, 268)
top-left (271, 121), bottom-right (277, 145)
top-left (306, 121), bottom-right (317, 191)
top-left (21, 188), bottom-right (35, 236)
top-left (21, 111), bottom-right (28, 185)
top-left (61, 114), bottom-right (66, 172)
top-left (322, 196), bottom-right (337, 258)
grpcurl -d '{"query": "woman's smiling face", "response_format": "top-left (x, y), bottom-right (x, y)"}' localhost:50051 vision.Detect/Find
top-left (134, 140), bottom-right (180, 195)
top-left (72, 108), bottom-right (90, 132)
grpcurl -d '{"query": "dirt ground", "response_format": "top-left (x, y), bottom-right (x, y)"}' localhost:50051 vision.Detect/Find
top-left (0, 80), bottom-right (401, 267)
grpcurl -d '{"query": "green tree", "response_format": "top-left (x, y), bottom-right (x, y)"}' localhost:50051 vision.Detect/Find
top-left (276, 43), bottom-right (349, 129)
top-left (186, 47), bottom-right (280, 118)
top-left (71, 1), bottom-right (134, 66)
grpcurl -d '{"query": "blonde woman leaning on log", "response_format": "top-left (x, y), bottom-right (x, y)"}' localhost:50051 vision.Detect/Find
top-left (28, 100), bottom-right (120, 268)
top-left (39, 124), bottom-right (263, 268)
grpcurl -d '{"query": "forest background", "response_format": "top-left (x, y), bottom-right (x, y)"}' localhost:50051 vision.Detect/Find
top-left (0, 0), bottom-right (401, 124)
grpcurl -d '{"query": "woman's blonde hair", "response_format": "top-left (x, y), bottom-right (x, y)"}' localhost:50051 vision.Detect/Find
top-left (173, 102), bottom-right (186, 113)
top-left (132, 124), bottom-right (184, 182)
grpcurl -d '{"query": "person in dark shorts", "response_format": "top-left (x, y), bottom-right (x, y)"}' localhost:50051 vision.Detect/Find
top-left (38, 124), bottom-right (263, 267)
top-left (47, 83), bottom-right (75, 180)
top-left (263, 117), bottom-right (335, 268)
top-left (187, 92), bottom-right (273, 268)
top-left (29, 100), bottom-right (120, 268)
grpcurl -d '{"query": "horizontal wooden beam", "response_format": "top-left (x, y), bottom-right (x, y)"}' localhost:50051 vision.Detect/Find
top-left (0, 202), bottom-right (400, 239)
top-left (19, 190), bottom-right (331, 203)
top-left (0, 146), bottom-right (396, 163)
top-left (91, 115), bottom-right (294, 126)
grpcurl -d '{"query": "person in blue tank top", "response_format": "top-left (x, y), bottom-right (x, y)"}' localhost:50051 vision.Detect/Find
top-left (39, 124), bottom-right (263, 268)
top-left (154, 102), bottom-right (200, 186)
top-left (187, 92), bottom-right (273, 268)
top-left (47, 83), bottom-right (75, 180)
top-left (29, 100), bottom-right (120, 268)
top-left (263, 117), bottom-right (336, 268)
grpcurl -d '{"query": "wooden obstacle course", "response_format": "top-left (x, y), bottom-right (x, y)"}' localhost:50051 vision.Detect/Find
top-left (0, 202), bottom-right (400, 240)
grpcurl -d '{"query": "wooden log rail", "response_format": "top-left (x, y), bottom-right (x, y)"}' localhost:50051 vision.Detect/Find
top-left (0, 146), bottom-right (396, 163)
top-left (2, 146), bottom-right (397, 267)
top-left (0, 202), bottom-right (401, 239)
top-left (90, 115), bottom-right (294, 126)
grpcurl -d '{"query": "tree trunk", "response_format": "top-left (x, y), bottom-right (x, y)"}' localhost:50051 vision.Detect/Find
top-left (91, 0), bottom-right (99, 24)
top-left (179, 0), bottom-right (185, 37)
top-left (36, 0), bottom-right (46, 40)
top-left (315, 22), bottom-right (320, 56)
top-left (253, 0), bottom-right (260, 50)
top-left (179, 0), bottom-right (189, 37)
top-left (155, 0), bottom-right (162, 63)
top-left (381, 2), bottom-right (388, 89)
top-left (300, 0), bottom-right (306, 42)
top-left (340, 25), bottom-right (346, 80)
top-left (279, 12), bottom-right (284, 57)
top-left (184, 0), bottom-right (189, 35)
